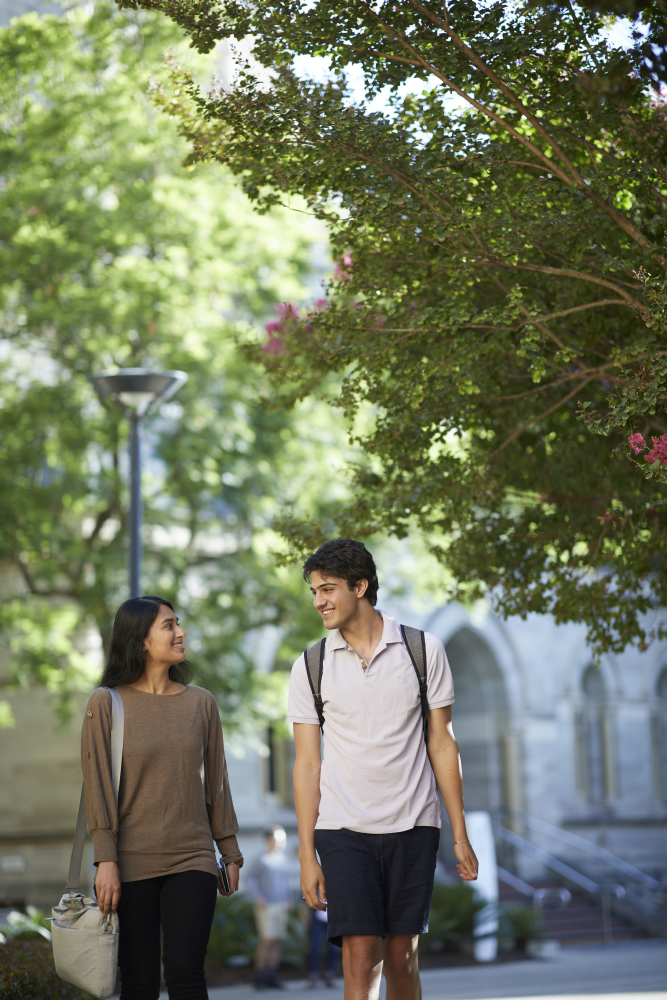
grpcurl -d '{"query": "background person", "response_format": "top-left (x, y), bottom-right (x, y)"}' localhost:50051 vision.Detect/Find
top-left (288, 538), bottom-right (479, 1000)
top-left (307, 906), bottom-right (338, 988)
top-left (84, 595), bottom-right (243, 1000)
top-left (246, 825), bottom-right (291, 990)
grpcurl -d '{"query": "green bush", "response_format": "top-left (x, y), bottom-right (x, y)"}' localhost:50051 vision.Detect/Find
top-left (0, 907), bottom-right (52, 944)
top-left (0, 940), bottom-right (87, 1000)
top-left (207, 893), bottom-right (258, 967)
top-left (500, 905), bottom-right (544, 951)
top-left (419, 882), bottom-right (487, 954)
top-left (206, 894), bottom-right (309, 969)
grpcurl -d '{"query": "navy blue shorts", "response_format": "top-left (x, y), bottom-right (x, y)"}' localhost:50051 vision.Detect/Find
top-left (314, 826), bottom-right (439, 948)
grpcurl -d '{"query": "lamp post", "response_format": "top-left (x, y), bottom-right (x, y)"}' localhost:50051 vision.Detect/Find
top-left (87, 368), bottom-right (188, 598)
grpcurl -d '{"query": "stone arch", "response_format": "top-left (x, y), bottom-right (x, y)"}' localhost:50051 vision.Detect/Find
top-left (574, 664), bottom-right (616, 803)
top-left (651, 666), bottom-right (667, 802)
top-left (567, 650), bottom-right (618, 701)
top-left (444, 626), bottom-right (509, 815)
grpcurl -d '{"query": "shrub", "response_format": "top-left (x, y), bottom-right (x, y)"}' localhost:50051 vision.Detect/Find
top-left (0, 940), bottom-right (87, 1000)
top-left (0, 907), bottom-right (51, 944)
top-left (206, 894), bottom-right (309, 970)
top-left (207, 893), bottom-right (257, 967)
top-left (501, 905), bottom-right (544, 951)
top-left (419, 882), bottom-right (487, 954)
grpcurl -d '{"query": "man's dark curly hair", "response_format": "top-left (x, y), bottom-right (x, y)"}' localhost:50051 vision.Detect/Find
top-left (302, 538), bottom-right (379, 606)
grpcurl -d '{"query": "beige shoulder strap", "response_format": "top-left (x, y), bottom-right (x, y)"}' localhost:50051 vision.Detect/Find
top-left (66, 688), bottom-right (123, 892)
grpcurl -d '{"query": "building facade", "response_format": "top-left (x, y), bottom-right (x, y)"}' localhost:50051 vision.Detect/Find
top-left (2, 597), bottom-right (666, 911)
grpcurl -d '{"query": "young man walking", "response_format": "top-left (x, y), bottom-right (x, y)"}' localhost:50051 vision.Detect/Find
top-left (287, 538), bottom-right (478, 1000)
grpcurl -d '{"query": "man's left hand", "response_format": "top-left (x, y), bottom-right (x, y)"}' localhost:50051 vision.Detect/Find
top-left (454, 842), bottom-right (478, 881)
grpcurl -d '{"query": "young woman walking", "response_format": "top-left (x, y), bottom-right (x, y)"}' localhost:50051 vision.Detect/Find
top-left (82, 595), bottom-right (243, 1000)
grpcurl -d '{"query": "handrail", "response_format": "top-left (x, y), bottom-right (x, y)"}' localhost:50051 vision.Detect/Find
top-left (533, 887), bottom-right (571, 908)
top-left (494, 822), bottom-right (599, 893)
top-left (502, 808), bottom-right (660, 890)
top-left (497, 865), bottom-right (534, 897)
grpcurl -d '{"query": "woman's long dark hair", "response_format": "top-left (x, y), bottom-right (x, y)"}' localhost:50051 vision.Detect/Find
top-left (99, 595), bottom-right (196, 688)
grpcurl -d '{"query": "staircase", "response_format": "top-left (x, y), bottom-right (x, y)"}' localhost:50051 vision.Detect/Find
top-left (492, 809), bottom-right (666, 942)
top-left (499, 880), bottom-right (644, 945)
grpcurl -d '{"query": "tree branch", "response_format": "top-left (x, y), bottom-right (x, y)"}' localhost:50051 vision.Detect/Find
top-left (504, 263), bottom-right (648, 316)
top-left (357, 0), bottom-right (665, 267)
top-left (478, 365), bottom-right (626, 403)
top-left (352, 0), bottom-right (577, 186)
top-left (486, 375), bottom-right (597, 461)
top-left (520, 300), bottom-right (632, 324)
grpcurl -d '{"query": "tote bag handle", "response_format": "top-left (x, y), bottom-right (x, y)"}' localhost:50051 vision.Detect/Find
top-left (66, 688), bottom-right (124, 892)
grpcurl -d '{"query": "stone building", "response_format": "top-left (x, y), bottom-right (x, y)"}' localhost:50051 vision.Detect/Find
top-left (2, 593), bottom-right (666, 916)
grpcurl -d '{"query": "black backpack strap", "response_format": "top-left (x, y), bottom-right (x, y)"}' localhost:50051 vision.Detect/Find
top-left (400, 624), bottom-right (429, 745)
top-left (304, 638), bottom-right (326, 731)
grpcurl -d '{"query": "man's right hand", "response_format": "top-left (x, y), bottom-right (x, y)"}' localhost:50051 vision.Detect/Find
top-left (95, 861), bottom-right (121, 915)
top-left (300, 855), bottom-right (327, 911)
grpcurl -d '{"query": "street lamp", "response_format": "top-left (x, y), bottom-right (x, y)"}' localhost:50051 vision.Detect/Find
top-left (87, 368), bottom-right (188, 598)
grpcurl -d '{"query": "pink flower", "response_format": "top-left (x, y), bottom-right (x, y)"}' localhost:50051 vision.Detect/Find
top-left (628, 433), bottom-right (646, 455)
top-left (333, 254), bottom-right (353, 280)
top-left (262, 334), bottom-right (284, 355)
top-left (262, 303), bottom-right (300, 354)
top-left (644, 434), bottom-right (667, 466)
top-left (276, 302), bottom-right (299, 322)
top-left (314, 298), bottom-right (328, 310)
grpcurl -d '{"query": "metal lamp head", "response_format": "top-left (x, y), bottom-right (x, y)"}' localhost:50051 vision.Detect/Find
top-left (87, 368), bottom-right (188, 417)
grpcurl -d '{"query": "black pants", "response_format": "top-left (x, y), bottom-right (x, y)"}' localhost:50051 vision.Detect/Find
top-left (117, 869), bottom-right (218, 1000)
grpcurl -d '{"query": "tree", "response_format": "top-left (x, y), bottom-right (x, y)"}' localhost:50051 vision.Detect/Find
top-left (0, 4), bottom-right (337, 730)
top-left (559, 0), bottom-right (667, 88)
top-left (122, 0), bottom-right (667, 654)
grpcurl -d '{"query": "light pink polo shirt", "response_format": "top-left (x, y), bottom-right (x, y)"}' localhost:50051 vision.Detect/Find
top-left (287, 611), bottom-right (454, 834)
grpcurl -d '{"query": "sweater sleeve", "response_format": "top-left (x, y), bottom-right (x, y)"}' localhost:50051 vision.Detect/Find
top-left (81, 687), bottom-right (119, 865)
top-left (205, 696), bottom-right (244, 867)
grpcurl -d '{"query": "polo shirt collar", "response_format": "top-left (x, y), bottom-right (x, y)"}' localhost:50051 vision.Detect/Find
top-left (328, 610), bottom-right (403, 653)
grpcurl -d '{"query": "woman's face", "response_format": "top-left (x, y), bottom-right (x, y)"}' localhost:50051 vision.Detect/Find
top-left (142, 605), bottom-right (186, 666)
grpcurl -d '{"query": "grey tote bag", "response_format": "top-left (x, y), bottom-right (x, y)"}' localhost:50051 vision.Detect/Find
top-left (51, 687), bottom-right (124, 999)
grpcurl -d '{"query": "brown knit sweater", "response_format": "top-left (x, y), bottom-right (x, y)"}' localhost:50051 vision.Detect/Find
top-left (81, 684), bottom-right (243, 882)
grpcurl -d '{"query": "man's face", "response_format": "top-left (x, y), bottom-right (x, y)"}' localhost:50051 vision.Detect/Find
top-left (267, 829), bottom-right (287, 853)
top-left (310, 571), bottom-right (368, 630)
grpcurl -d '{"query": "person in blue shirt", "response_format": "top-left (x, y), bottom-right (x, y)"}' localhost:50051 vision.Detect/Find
top-left (307, 906), bottom-right (338, 988)
top-left (246, 826), bottom-right (291, 990)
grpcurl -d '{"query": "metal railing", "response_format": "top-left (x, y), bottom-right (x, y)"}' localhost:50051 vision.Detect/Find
top-left (494, 821), bottom-right (599, 892)
top-left (504, 809), bottom-right (660, 889)
top-left (493, 808), bottom-right (667, 937)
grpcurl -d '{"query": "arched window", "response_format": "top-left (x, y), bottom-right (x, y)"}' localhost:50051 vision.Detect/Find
top-left (575, 666), bottom-right (615, 803)
top-left (651, 669), bottom-right (667, 802)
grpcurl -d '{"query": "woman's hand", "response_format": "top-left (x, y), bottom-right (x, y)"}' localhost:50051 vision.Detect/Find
top-left (226, 862), bottom-right (240, 895)
top-left (454, 842), bottom-right (479, 881)
top-left (95, 861), bottom-right (121, 914)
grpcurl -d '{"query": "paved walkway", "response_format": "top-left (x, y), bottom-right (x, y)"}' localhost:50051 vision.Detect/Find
top-left (186, 940), bottom-right (667, 1000)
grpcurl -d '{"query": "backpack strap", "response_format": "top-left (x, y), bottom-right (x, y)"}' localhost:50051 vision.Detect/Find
top-left (400, 625), bottom-right (429, 746)
top-left (303, 638), bottom-right (326, 731)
